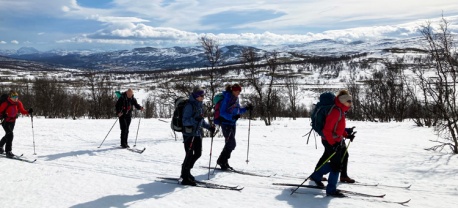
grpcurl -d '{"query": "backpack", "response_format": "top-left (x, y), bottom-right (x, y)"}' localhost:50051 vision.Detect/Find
top-left (212, 93), bottom-right (224, 125)
top-left (310, 92), bottom-right (341, 137)
top-left (0, 94), bottom-right (11, 121)
top-left (115, 91), bottom-right (122, 99)
top-left (171, 97), bottom-right (190, 132)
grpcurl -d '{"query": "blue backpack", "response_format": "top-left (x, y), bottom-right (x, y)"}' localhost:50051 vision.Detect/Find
top-left (310, 92), bottom-right (341, 137)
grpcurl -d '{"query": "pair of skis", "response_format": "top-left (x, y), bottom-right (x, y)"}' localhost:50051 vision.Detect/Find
top-left (124, 147), bottom-right (146, 154)
top-left (0, 153), bottom-right (37, 163)
top-left (274, 183), bottom-right (411, 205)
top-left (158, 177), bottom-right (243, 191)
top-left (201, 166), bottom-right (272, 178)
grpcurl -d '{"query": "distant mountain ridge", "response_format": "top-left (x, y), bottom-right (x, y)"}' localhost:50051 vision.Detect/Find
top-left (0, 37), bottom-right (434, 71)
top-left (0, 45), bottom-right (264, 71)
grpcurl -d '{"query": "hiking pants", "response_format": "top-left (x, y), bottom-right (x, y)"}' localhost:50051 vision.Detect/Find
top-left (119, 116), bottom-right (132, 146)
top-left (0, 121), bottom-right (15, 152)
top-left (315, 139), bottom-right (343, 172)
top-left (181, 136), bottom-right (202, 178)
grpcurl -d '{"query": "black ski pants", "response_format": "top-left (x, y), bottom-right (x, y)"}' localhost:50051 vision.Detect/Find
top-left (315, 139), bottom-right (344, 172)
top-left (181, 136), bottom-right (202, 178)
top-left (119, 116), bottom-right (132, 146)
top-left (0, 121), bottom-right (15, 152)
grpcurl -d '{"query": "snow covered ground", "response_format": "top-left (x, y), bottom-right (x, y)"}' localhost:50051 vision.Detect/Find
top-left (0, 117), bottom-right (457, 208)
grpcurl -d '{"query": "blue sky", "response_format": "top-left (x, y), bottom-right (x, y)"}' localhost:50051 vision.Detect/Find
top-left (0, 0), bottom-right (457, 51)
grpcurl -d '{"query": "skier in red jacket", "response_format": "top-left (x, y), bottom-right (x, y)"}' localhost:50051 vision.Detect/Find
top-left (310, 89), bottom-right (355, 197)
top-left (0, 91), bottom-right (33, 158)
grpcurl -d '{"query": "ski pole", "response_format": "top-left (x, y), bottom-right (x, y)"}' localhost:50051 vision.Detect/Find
top-left (341, 130), bottom-right (356, 161)
top-left (207, 128), bottom-right (216, 180)
top-left (134, 117), bottom-right (141, 147)
top-left (246, 110), bottom-right (252, 164)
top-left (290, 151), bottom-right (337, 195)
top-left (98, 118), bottom-right (119, 148)
top-left (31, 113), bottom-right (36, 155)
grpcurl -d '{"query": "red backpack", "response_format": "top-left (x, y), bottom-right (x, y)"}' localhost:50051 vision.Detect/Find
top-left (213, 93), bottom-right (224, 125)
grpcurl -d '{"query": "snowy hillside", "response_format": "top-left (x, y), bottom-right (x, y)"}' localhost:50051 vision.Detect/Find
top-left (0, 117), bottom-right (456, 208)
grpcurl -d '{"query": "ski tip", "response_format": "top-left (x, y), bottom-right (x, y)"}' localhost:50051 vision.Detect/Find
top-left (405, 185), bottom-right (412, 189)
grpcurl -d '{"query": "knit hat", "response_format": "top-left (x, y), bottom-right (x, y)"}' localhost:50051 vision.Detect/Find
top-left (192, 86), bottom-right (205, 98)
top-left (9, 91), bottom-right (18, 97)
top-left (338, 94), bottom-right (352, 104)
top-left (231, 84), bottom-right (242, 92)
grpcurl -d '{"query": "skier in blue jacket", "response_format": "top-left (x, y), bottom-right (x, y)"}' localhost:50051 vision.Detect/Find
top-left (216, 84), bottom-right (253, 170)
top-left (180, 86), bottom-right (215, 186)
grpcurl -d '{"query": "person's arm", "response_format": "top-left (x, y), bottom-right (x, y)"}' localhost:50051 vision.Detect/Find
top-left (237, 102), bottom-right (247, 115)
top-left (115, 97), bottom-right (123, 115)
top-left (219, 95), bottom-right (233, 121)
top-left (132, 98), bottom-right (143, 110)
top-left (17, 101), bottom-right (29, 115)
top-left (323, 108), bottom-right (341, 145)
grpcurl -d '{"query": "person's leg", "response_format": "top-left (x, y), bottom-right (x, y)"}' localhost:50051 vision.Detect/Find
top-left (119, 117), bottom-right (128, 147)
top-left (326, 147), bottom-right (345, 196)
top-left (315, 139), bottom-right (331, 170)
top-left (311, 141), bottom-right (334, 186)
top-left (310, 162), bottom-right (331, 187)
top-left (0, 122), bottom-right (8, 152)
top-left (4, 122), bottom-right (15, 153)
top-left (119, 117), bottom-right (131, 147)
top-left (181, 136), bottom-right (197, 185)
top-left (124, 117), bottom-right (132, 147)
top-left (217, 125), bottom-right (236, 169)
top-left (189, 137), bottom-right (202, 169)
top-left (341, 151), bottom-right (349, 177)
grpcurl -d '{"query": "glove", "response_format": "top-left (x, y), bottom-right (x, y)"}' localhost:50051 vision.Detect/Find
top-left (209, 126), bottom-right (216, 137)
top-left (245, 103), bottom-right (254, 111)
top-left (346, 132), bottom-right (357, 142)
top-left (232, 114), bottom-right (241, 120)
top-left (345, 127), bottom-right (355, 135)
top-left (28, 108), bottom-right (34, 114)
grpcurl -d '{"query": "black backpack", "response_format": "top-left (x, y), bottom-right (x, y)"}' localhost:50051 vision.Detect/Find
top-left (171, 97), bottom-right (189, 132)
top-left (310, 92), bottom-right (341, 137)
top-left (0, 93), bottom-right (10, 120)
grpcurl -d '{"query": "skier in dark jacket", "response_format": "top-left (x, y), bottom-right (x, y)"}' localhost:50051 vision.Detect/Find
top-left (180, 86), bottom-right (215, 186)
top-left (115, 89), bottom-right (143, 148)
top-left (216, 84), bottom-right (253, 170)
top-left (0, 91), bottom-right (33, 158)
top-left (310, 89), bottom-right (354, 197)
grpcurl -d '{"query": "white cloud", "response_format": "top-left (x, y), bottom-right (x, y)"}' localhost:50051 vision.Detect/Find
top-left (88, 15), bottom-right (149, 23)
top-left (11, 40), bottom-right (19, 44)
top-left (3, 0), bottom-right (458, 50)
top-left (58, 15), bottom-right (458, 48)
top-left (0, 41), bottom-right (6, 44)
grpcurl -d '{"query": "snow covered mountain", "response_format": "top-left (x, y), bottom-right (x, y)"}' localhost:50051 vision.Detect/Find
top-left (1, 15), bottom-right (457, 71)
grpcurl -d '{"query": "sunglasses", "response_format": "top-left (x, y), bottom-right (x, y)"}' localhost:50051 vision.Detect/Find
top-left (11, 96), bottom-right (18, 99)
top-left (347, 100), bottom-right (352, 103)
